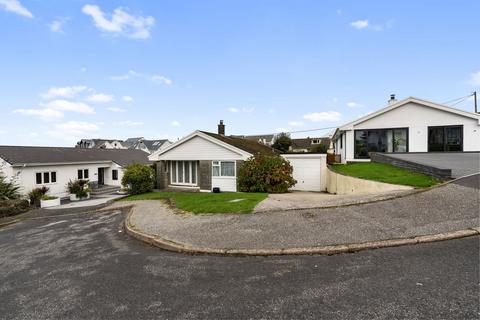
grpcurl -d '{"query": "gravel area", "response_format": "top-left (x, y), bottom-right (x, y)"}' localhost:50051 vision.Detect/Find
top-left (123, 175), bottom-right (480, 250)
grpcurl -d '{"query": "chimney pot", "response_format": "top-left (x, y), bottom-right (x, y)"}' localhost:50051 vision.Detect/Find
top-left (218, 120), bottom-right (225, 135)
top-left (389, 94), bottom-right (397, 105)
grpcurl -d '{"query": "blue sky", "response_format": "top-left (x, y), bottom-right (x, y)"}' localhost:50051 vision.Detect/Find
top-left (0, 0), bottom-right (479, 146)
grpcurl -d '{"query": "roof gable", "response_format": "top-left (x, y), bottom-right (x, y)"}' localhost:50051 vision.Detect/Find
top-left (337, 97), bottom-right (480, 132)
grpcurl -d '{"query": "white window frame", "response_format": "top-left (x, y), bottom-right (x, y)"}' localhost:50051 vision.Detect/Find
top-left (311, 139), bottom-right (320, 144)
top-left (35, 171), bottom-right (57, 185)
top-left (170, 161), bottom-right (197, 186)
top-left (212, 161), bottom-right (236, 178)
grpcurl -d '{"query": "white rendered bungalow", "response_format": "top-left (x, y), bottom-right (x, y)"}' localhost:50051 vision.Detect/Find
top-left (0, 146), bottom-right (151, 198)
top-left (333, 96), bottom-right (480, 163)
top-left (148, 121), bottom-right (277, 192)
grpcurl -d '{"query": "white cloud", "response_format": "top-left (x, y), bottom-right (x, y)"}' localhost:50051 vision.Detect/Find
top-left (14, 108), bottom-right (64, 121)
top-left (110, 74), bottom-right (131, 81)
top-left (49, 17), bottom-right (68, 34)
top-left (468, 71), bottom-right (480, 85)
top-left (44, 100), bottom-right (95, 114)
top-left (42, 86), bottom-right (88, 99)
top-left (122, 95), bottom-right (134, 102)
top-left (288, 121), bottom-right (304, 127)
top-left (47, 121), bottom-right (99, 140)
top-left (303, 111), bottom-right (341, 122)
top-left (346, 101), bottom-right (363, 108)
top-left (116, 120), bottom-right (143, 127)
top-left (228, 107), bottom-right (254, 113)
top-left (107, 107), bottom-right (126, 112)
top-left (350, 20), bottom-right (369, 29)
top-left (0, 0), bottom-right (33, 18)
top-left (171, 120), bottom-right (180, 127)
top-left (151, 75), bottom-right (172, 85)
top-left (86, 93), bottom-right (114, 103)
top-left (82, 4), bottom-right (155, 39)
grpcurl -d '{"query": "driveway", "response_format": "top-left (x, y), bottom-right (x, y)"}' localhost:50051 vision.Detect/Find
top-left (0, 209), bottom-right (478, 319)
top-left (382, 152), bottom-right (480, 178)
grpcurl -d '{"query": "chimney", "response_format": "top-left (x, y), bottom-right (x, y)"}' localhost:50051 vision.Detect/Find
top-left (218, 120), bottom-right (225, 135)
top-left (388, 94), bottom-right (397, 105)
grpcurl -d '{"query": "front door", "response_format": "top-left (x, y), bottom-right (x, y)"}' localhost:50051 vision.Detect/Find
top-left (428, 125), bottom-right (463, 152)
top-left (98, 168), bottom-right (105, 186)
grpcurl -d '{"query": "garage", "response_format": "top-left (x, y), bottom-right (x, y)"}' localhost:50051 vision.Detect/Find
top-left (281, 154), bottom-right (327, 192)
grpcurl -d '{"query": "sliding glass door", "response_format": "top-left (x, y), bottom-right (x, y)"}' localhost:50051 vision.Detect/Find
top-left (170, 161), bottom-right (197, 185)
top-left (355, 128), bottom-right (408, 159)
top-left (428, 126), bottom-right (463, 152)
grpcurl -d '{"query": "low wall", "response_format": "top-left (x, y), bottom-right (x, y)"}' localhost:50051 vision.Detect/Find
top-left (371, 153), bottom-right (451, 180)
top-left (326, 168), bottom-right (412, 195)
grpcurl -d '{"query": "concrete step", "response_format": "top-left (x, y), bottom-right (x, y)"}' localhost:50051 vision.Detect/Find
top-left (91, 186), bottom-right (121, 196)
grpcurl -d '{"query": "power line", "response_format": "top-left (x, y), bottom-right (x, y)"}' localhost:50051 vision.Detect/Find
top-left (442, 93), bottom-right (473, 105)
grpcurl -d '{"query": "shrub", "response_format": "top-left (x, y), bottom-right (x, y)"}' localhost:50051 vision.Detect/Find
top-left (121, 164), bottom-right (155, 195)
top-left (67, 179), bottom-right (91, 199)
top-left (41, 195), bottom-right (58, 201)
top-left (27, 186), bottom-right (49, 207)
top-left (272, 132), bottom-right (292, 153)
top-left (238, 154), bottom-right (297, 193)
top-left (0, 173), bottom-right (21, 200)
top-left (310, 143), bottom-right (328, 153)
top-left (0, 199), bottom-right (30, 218)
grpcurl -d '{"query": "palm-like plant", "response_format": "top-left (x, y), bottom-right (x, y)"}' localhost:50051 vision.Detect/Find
top-left (0, 173), bottom-right (21, 200)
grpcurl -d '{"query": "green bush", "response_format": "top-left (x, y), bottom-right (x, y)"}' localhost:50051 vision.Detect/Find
top-left (121, 164), bottom-right (155, 195)
top-left (238, 154), bottom-right (297, 193)
top-left (0, 173), bottom-right (21, 200)
top-left (0, 199), bottom-right (30, 218)
top-left (67, 179), bottom-right (91, 198)
top-left (272, 132), bottom-right (292, 153)
top-left (27, 186), bottom-right (49, 207)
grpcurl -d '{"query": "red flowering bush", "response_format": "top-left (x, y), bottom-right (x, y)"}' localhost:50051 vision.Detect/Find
top-left (238, 154), bottom-right (296, 193)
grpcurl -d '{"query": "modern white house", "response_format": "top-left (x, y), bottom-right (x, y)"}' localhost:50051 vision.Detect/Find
top-left (0, 146), bottom-right (151, 198)
top-left (149, 121), bottom-right (328, 192)
top-left (333, 96), bottom-right (480, 163)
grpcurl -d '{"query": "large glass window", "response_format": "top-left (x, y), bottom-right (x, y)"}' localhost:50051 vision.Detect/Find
top-left (355, 128), bottom-right (408, 159)
top-left (212, 161), bottom-right (236, 177)
top-left (170, 161), bottom-right (197, 185)
top-left (428, 126), bottom-right (463, 152)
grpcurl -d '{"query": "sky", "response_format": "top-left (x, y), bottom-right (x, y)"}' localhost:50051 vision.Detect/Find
top-left (0, 0), bottom-right (479, 146)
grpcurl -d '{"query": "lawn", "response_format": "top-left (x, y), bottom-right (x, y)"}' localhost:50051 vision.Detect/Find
top-left (120, 191), bottom-right (268, 214)
top-left (330, 162), bottom-right (439, 188)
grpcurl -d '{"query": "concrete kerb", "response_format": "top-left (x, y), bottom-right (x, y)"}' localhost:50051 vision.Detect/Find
top-left (123, 204), bottom-right (480, 256)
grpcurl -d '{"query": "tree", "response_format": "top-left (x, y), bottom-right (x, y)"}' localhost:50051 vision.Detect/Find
top-left (0, 173), bottom-right (21, 200)
top-left (238, 154), bottom-right (297, 193)
top-left (121, 164), bottom-right (155, 195)
top-left (272, 132), bottom-right (292, 153)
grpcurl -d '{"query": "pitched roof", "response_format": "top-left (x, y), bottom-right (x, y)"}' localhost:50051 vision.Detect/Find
top-left (0, 146), bottom-right (151, 167)
top-left (200, 131), bottom-right (277, 155)
top-left (291, 137), bottom-right (330, 150)
top-left (138, 139), bottom-right (169, 151)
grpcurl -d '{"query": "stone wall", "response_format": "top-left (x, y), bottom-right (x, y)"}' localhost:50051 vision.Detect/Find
top-left (371, 153), bottom-right (451, 180)
top-left (198, 160), bottom-right (212, 191)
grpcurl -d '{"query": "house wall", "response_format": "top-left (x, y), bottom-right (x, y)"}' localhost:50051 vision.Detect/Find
top-left (0, 158), bottom-right (14, 182)
top-left (341, 102), bottom-right (480, 162)
top-left (157, 136), bottom-right (245, 161)
top-left (9, 162), bottom-right (123, 198)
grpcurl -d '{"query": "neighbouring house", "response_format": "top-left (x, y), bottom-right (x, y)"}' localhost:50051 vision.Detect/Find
top-left (76, 137), bottom-right (172, 154)
top-left (149, 121), bottom-right (328, 192)
top-left (290, 137), bottom-right (331, 153)
top-left (0, 146), bottom-right (151, 198)
top-left (333, 96), bottom-right (480, 163)
top-left (148, 121), bottom-right (276, 192)
top-left (233, 134), bottom-right (277, 146)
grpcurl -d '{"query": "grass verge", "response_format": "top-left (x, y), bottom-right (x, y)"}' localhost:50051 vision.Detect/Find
top-left (330, 162), bottom-right (439, 188)
top-left (120, 191), bottom-right (268, 214)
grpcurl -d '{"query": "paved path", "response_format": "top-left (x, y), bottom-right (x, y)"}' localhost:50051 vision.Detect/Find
top-left (0, 209), bottom-right (478, 319)
top-left (384, 152), bottom-right (480, 178)
top-left (46, 194), bottom-right (125, 210)
top-left (125, 174), bottom-right (480, 250)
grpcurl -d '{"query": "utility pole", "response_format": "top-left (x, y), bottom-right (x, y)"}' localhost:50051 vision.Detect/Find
top-left (474, 91), bottom-right (478, 113)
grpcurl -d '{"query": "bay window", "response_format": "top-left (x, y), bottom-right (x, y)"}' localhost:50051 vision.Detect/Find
top-left (170, 161), bottom-right (197, 185)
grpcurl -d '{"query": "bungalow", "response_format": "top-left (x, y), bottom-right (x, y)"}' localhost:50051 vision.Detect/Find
top-left (333, 96), bottom-right (480, 163)
top-left (0, 146), bottom-right (151, 198)
top-left (149, 121), bottom-right (328, 192)
top-left (148, 121), bottom-right (276, 192)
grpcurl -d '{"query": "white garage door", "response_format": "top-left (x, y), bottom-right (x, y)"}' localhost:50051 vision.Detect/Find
top-left (282, 155), bottom-right (325, 192)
